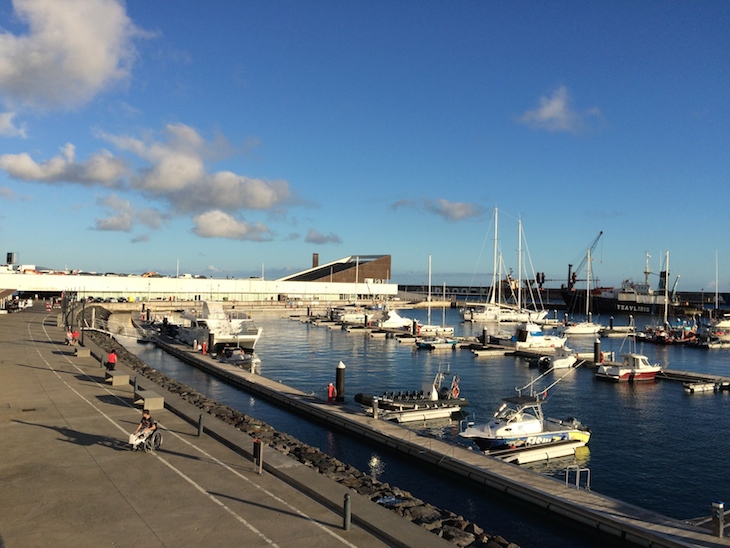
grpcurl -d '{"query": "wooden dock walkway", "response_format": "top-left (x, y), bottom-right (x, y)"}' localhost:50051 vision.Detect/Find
top-left (658, 369), bottom-right (730, 391)
top-left (154, 337), bottom-right (728, 547)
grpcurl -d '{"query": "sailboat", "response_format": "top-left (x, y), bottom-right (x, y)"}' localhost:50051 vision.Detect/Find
top-left (561, 248), bottom-right (602, 336)
top-left (417, 256), bottom-right (455, 341)
top-left (459, 208), bottom-right (548, 324)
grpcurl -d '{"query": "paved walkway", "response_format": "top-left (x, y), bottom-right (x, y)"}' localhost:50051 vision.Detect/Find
top-left (0, 305), bottom-right (448, 547)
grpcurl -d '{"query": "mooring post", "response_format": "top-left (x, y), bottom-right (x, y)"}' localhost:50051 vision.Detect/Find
top-left (593, 338), bottom-right (601, 364)
top-left (712, 501), bottom-right (725, 537)
top-left (253, 438), bottom-right (263, 474)
top-left (343, 493), bottom-right (351, 531)
top-left (372, 396), bottom-right (379, 420)
top-left (197, 413), bottom-right (204, 437)
top-left (336, 361), bottom-right (346, 402)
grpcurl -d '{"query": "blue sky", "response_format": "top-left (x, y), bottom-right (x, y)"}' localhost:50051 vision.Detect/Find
top-left (0, 1), bottom-right (728, 291)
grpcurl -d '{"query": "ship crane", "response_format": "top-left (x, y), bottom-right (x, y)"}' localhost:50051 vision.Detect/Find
top-left (566, 231), bottom-right (603, 291)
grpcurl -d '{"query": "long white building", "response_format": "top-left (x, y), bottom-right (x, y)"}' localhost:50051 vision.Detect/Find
top-left (0, 255), bottom-right (397, 306)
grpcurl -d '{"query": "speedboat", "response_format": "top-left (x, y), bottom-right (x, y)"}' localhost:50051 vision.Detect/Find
top-left (595, 352), bottom-right (661, 382)
top-left (537, 346), bottom-right (578, 370)
top-left (355, 371), bottom-right (469, 411)
top-left (218, 346), bottom-right (261, 369)
top-left (491, 322), bottom-right (566, 350)
top-left (459, 395), bottom-right (590, 452)
top-left (176, 301), bottom-right (262, 353)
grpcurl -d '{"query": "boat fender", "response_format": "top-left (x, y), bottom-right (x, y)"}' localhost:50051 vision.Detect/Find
top-left (452, 386), bottom-right (460, 398)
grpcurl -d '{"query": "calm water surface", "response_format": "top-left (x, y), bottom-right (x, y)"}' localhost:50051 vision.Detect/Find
top-left (119, 308), bottom-right (730, 547)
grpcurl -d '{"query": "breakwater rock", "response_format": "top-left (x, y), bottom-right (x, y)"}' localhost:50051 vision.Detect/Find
top-left (86, 331), bottom-right (519, 548)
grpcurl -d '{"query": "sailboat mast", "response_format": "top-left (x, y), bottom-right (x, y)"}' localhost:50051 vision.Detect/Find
top-left (586, 248), bottom-right (591, 317)
top-left (490, 208), bottom-right (498, 306)
top-left (443, 282), bottom-right (446, 327)
top-left (663, 251), bottom-right (669, 324)
top-left (428, 254), bottom-right (432, 326)
top-left (517, 218), bottom-right (523, 310)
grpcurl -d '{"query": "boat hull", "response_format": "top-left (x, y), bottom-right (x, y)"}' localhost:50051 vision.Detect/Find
top-left (594, 369), bottom-right (658, 382)
top-left (460, 428), bottom-right (590, 453)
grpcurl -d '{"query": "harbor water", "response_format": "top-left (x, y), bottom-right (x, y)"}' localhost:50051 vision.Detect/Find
top-left (118, 307), bottom-right (730, 547)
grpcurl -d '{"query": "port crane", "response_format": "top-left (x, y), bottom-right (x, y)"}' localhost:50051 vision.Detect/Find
top-left (566, 231), bottom-right (603, 291)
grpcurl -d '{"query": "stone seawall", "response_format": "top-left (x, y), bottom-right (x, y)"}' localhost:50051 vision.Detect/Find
top-left (85, 330), bottom-right (519, 548)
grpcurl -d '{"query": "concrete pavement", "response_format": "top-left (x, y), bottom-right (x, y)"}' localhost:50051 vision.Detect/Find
top-left (0, 305), bottom-right (450, 547)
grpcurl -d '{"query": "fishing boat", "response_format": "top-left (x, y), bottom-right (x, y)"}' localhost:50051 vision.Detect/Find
top-left (355, 371), bottom-right (469, 412)
top-left (459, 396), bottom-right (590, 453)
top-left (176, 301), bottom-right (262, 353)
top-left (561, 251), bottom-right (680, 316)
top-left (459, 368), bottom-right (590, 454)
top-left (595, 315), bottom-right (662, 382)
top-left (594, 353), bottom-right (662, 382)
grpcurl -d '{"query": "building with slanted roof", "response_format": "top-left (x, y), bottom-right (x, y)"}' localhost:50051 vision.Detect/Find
top-left (278, 254), bottom-right (391, 284)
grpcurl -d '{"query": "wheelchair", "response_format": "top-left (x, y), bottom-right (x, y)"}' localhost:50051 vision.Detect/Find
top-left (129, 429), bottom-right (163, 453)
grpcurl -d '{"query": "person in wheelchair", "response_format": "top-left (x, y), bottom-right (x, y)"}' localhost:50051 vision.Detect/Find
top-left (129, 409), bottom-right (162, 452)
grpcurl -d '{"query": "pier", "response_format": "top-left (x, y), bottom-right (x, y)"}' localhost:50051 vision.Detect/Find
top-left (152, 335), bottom-right (728, 547)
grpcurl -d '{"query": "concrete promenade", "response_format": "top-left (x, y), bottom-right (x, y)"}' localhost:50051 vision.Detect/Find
top-left (0, 306), bottom-right (449, 547)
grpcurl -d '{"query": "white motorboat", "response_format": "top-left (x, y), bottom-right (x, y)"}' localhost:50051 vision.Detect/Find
top-left (459, 369), bottom-right (591, 453)
top-left (459, 395), bottom-right (590, 453)
top-left (595, 352), bottom-right (662, 382)
top-left (491, 322), bottom-right (566, 350)
top-left (460, 363), bottom-right (590, 455)
top-left (176, 301), bottom-right (262, 353)
top-left (595, 317), bottom-right (662, 382)
top-left (538, 346), bottom-right (578, 370)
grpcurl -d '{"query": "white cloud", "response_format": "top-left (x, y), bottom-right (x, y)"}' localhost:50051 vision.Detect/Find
top-left (0, 0), bottom-right (143, 110)
top-left (305, 229), bottom-right (341, 245)
top-left (425, 199), bottom-right (483, 221)
top-left (0, 111), bottom-right (26, 137)
top-left (0, 186), bottom-right (14, 198)
top-left (391, 197), bottom-right (483, 221)
top-left (518, 86), bottom-right (600, 133)
top-left (92, 193), bottom-right (165, 232)
top-left (192, 210), bottom-right (274, 241)
top-left (101, 123), bottom-right (293, 212)
top-left (0, 143), bottom-right (127, 185)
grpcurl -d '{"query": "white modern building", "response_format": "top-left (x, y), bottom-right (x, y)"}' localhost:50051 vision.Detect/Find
top-left (0, 255), bottom-right (397, 306)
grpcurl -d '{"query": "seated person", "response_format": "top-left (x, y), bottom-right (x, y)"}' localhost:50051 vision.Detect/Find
top-left (129, 409), bottom-right (157, 449)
